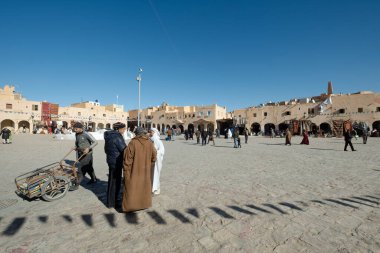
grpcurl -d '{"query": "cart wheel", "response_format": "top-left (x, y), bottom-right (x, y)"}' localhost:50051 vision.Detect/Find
top-left (41, 176), bottom-right (69, 202)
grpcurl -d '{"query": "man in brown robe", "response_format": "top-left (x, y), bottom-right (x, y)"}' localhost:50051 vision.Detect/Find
top-left (122, 127), bottom-right (157, 212)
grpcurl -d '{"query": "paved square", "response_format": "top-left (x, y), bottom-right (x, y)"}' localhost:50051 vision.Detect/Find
top-left (0, 135), bottom-right (379, 252)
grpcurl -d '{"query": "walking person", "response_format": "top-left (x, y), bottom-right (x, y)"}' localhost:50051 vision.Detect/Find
top-left (104, 122), bottom-right (127, 209)
top-left (244, 127), bottom-right (249, 144)
top-left (201, 129), bottom-right (208, 146)
top-left (195, 129), bottom-right (201, 144)
top-left (208, 129), bottom-right (215, 146)
top-left (149, 128), bottom-right (165, 195)
top-left (300, 130), bottom-right (309, 145)
top-left (122, 127), bottom-right (157, 213)
top-left (362, 127), bottom-right (368, 144)
top-left (0, 128), bottom-right (11, 144)
top-left (285, 128), bottom-right (292, 146)
top-left (344, 128), bottom-right (356, 151)
top-left (166, 127), bottom-right (172, 141)
top-left (233, 127), bottom-right (239, 148)
top-left (73, 122), bottom-right (98, 188)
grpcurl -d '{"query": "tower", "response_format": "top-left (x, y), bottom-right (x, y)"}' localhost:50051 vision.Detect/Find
top-left (327, 81), bottom-right (333, 95)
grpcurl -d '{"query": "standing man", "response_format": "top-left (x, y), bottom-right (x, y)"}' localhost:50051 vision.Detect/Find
top-left (285, 128), bottom-right (292, 146)
top-left (167, 127), bottom-right (172, 141)
top-left (344, 128), bottom-right (356, 151)
top-left (201, 128), bottom-right (208, 146)
top-left (233, 127), bottom-right (239, 148)
top-left (122, 127), bottom-right (157, 213)
top-left (362, 126), bottom-right (369, 144)
top-left (73, 122), bottom-right (98, 186)
top-left (149, 128), bottom-right (165, 195)
top-left (104, 122), bottom-right (127, 208)
top-left (244, 127), bottom-right (249, 144)
top-left (0, 128), bottom-right (11, 144)
top-left (195, 128), bottom-right (201, 144)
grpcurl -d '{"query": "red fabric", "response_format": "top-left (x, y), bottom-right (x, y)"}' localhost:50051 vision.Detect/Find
top-left (300, 132), bottom-right (309, 145)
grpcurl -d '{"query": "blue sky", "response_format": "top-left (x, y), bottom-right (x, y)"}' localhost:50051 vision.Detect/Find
top-left (0, 0), bottom-right (379, 111)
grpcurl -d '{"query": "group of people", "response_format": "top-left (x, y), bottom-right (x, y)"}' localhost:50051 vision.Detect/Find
top-left (73, 122), bottom-right (165, 213)
top-left (0, 127), bottom-right (12, 144)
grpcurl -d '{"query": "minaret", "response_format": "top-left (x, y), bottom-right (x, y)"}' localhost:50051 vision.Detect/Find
top-left (327, 81), bottom-right (333, 95)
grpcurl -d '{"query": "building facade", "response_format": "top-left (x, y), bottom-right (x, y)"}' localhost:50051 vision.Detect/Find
top-left (231, 83), bottom-right (380, 136)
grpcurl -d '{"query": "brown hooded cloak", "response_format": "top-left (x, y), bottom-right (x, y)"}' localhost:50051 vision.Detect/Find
top-left (122, 135), bottom-right (157, 212)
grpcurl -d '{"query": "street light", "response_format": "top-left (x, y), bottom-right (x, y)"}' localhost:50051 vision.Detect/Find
top-left (136, 68), bottom-right (143, 127)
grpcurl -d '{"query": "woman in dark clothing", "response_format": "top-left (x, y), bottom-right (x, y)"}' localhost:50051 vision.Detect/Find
top-left (104, 122), bottom-right (127, 208)
top-left (300, 130), bottom-right (309, 145)
top-left (343, 129), bottom-right (356, 151)
top-left (0, 128), bottom-right (11, 144)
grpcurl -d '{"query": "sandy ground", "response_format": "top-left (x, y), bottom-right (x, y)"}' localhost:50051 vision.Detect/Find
top-left (0, 134), bottom-right (379, 253)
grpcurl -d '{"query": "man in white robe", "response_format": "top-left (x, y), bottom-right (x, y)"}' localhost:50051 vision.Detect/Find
top-left (149, 128), bottom-right (165, 195)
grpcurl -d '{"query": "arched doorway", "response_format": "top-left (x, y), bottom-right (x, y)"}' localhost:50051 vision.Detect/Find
top-left (18, 120), bottom-right (30, 133)
top-left (278, 122), bottom-right (289, 133)
top-left (1, 119), bottom-right (15, 131)
top-left (178, 125), bottom-right (184, 133)
top-left (152, 123), bottom-right (156, 128)
top-left (264, 123), bottom-right (275, 136)
top-left (373, 121), bottom-right (380, 131)
top-left (207, 123), bottom-right (215, 131)
top-left (188, 124), bottom-right (194, 133)
top-left (251, 123), bottom-right (261, 135)
top-left (171, 125), bottom-right (177, 130)
top-left (162, 124), bottom-right (165, 133)
top-left (106, 123), bottom-right (111, 129)
top-left (98, 123), bottom-right (105, 129)
top-left (320, 122), bottom-right (331, 134)
top-left (88, 122), bottom-right (96, 132)
top-left (157, 124), bottom-right (161, 132)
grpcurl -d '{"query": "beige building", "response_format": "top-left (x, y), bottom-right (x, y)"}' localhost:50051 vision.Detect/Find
top-left (0, 85), bottom-right (129, 133)
top-left (128, 102), bottom-right (228, 133)
top-left (231, 83), bottom-right (380, 136)
top-left (0, 85), bottom-right (41, 133)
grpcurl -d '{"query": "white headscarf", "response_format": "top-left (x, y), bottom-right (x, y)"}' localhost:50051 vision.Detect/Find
top-left (150, 128), bottom-right (165, 156)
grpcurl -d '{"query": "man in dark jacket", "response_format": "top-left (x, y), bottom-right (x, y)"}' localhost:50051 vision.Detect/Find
top-left (0, 128), bottom-right (11, 144)
top-left (344, 128), bottom-right (356, 151)
top-left (104, 122), bottom-right (127, 208)
top-left (201, 129), bottom-right (208, 146)
top-left (73, 122), bottom-right (98, 189)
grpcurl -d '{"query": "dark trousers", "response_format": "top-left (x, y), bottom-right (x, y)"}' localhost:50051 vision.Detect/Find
top-left (202, 138), bottom-right (207, 145)
top-left (245, 135), bottom-right (248, 144)
top-left (344, 141), bottom-right (355, 151)
top-left (363, 135), bottom-right (368, 144)
top-left (77, 159), bottom-right (96, 183)
top-left (107, 165), bottom-right (122, 208)
top-left (196, 137), bottom-right (200, 144)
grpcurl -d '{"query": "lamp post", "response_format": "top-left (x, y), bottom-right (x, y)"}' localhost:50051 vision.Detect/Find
top-left (136, 68), bottom-right (143, 127)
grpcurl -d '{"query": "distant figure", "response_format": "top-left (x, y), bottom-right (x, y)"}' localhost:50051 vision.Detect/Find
top-left (73, 122), bottom-right (98, 188)
top-left (228, 129), bottom-right (232, 139)
top-left (201, 129), bottom-right (208, 146)
top-left (104, 122), bottom-right (127, 209)
top-left (184, 129), bottom-right (189, 140)
top-left (237, 136), bottom-right (242, 148)
top-left (149, 128), bottom-right (165, 195)
top-left (224, 128), bottom-right (228, 139)
top-left (233, 127), bottom-right (239, 148)
top-left (285, 129), bottom-right (292, 146)
top-left (271, 128), bottom-right (275, 138)
top-left (166, 128), bottom-right (172, 141)
top-left (362, 127), bottom-right (368, 144)
top-left (0, 128), bottom-right (11, 144)
top-left (244, 128), bottom-right (249, 144)
top-left (344, 129), bottom-right (356, 151)
top-left (195, 129), bottom-right (201, 144)
top-left (215, 128), bottom-right (220, 138)
top-left (122, 127), bottom-right (157, 213)
top-left (300, 130), bottom-right (309, 145)
top-left (189, 129), bottom-right (194, 140)
top-left (208, 129), bottom-right (215, 146)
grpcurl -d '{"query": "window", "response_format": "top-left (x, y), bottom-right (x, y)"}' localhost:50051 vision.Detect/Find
top-left (253, 113), bottom-right (257, 117)
top-left (78, 112), bottom-right (81, 116)
top-left (286, 111), bottom-right (291, 115)
top-left (103, 114), bottom-right (106, 117)
top-left (264, 112), bottom-right (267, 116)
top-left (358, 108), bottom-right (363, 113)
top-left (93, 114), bottom-right (96, 116)
top-left (339, 109), bottom-right (345, 114)
top-left (6, 103), bottom-right (12, 109)
top-left (308, 108), bottom-right (315, 114)
top-left (377, 107), bottom-right (380, 112)
top-left (207, 111), bottom-right (211, 116)
top-left (32, 104), bottom-right (39, 111)
top-left (199, 112), bottom-right (203, 116)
